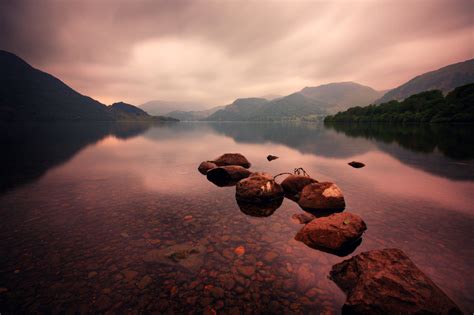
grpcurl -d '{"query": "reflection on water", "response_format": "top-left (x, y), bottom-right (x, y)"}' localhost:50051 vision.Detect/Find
top-left (0, 121), bottom-right (473, 313)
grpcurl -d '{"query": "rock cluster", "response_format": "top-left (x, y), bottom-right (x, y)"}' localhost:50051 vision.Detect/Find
top-left (330, 248), bottom-right (462, 315)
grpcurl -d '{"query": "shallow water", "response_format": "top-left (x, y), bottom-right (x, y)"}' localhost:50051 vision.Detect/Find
top-left (0, 121), bottom-right (473, 313)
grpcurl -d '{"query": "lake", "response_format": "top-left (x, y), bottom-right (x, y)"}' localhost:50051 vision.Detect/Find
top-left (0, 121), bottom-right (473, 313)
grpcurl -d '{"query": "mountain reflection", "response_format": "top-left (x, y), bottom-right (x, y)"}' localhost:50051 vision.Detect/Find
top-left (0, 122), bottom-right (154, 193)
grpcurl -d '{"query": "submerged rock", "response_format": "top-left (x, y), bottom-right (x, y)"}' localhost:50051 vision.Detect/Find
top-left (143, 243), bottom-right (206, 273)
top-left (348, 161), bottom-right (365, 168)
top-left (295, 212), bottom-right (366, 256)
top-left (298, 182), bottom-right (345, 213)
top-left (236, 174), bottom-right (284, 204)
top-left (330, 248), bottom-right (462, 315)
top-left (267, 155), bottom-right (279, 161)
top-left (281, 175), bottom-right (318, 202)
top-left (291, 213), bottom-right (316, 224)
top-left (213, 153), bottom-right (251, 168)
top-left (198, 161), bottom-right (217, 174)
top-left (206, 166), bottom-right (251, 187)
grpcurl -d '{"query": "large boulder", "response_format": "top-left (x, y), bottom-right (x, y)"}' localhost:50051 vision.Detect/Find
top-left (281, 175), bottom-right (318, 202)
top-left (295, 212), bottom-right (366, 256)
top-left (198, 161), bottom-right (217, 175)
top-left (298, 182), bottom-right (345, 213)
top-left (236, 174), bottom-right (284, 204)
top-left (206, 166), bottom-right (251, 187)
top-left (213, 153), bottom-right (251, 168)
top-left (330, 248), bottom-right (462, 315)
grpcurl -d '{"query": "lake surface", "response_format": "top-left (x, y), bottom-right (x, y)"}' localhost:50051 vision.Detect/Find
top-left (0, 121), bottom-right (473, 313)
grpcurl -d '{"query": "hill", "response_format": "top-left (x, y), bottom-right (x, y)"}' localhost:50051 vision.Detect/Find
top-left (0, 50), bottom-right (112, 121)
top-left (300, 82), bottom-right (384, 113)
top-left (139, 100), bottom-right (207, 116)
top-left (166, 105), bottom-right (225, 121)
top-left (324, 83), bottom-right (474, 124)
top-left (376, 59), bottom-right (474, 103)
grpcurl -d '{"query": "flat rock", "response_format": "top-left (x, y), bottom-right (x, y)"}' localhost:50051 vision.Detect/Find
top-left (213, 153), bottom-right (251, 168)
top-left (298, 182), bottom-right (345, 213)
top-left (281, 175), bottom-right (318, 202)
top-left (207, 166), bottom-right (251, 187)
top-left (198, 161), bottom-right (217, 174)
top-left (348, 161), bottom-right (365, 168)
top-left (330, 248), bottom-right (462, 315)
top-left (295, 212), bottom-right (366, 255)
top-left (291, 213), bottom-right (316, 224)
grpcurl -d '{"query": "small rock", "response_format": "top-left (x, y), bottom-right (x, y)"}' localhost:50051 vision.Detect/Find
top-left (263, 251), bottom-right (279, 263)
top-left (95, 295), bottom-right (112, 311)
top-left (237, 265), bottom-right (256, 278)
top-left (295, 212), bottom-right (366, 255)
top-left (184, 215), bottom-right (193, 221)
top-left (142, 231), bottom-right (151, 238)
top-left (234, 246), bottom-right (245, 256)
top-left (87, 271), bottom-right (98, 279)
top-left (330, 248), bottom-right (462, 315)
top-left (291, 213), bottom-right (316, 224)
top-left (198, 161), bottom-right (218, 174)
top-left (348, 161), bottom-right (365, 168)
top-left (213, 153), bottom-right (251, 168)
top-left (136, 275), bottom-right (153, 289)
top-left (298, 182), bottom-right (345, 213)
top-left (120, 232), bottom-right (129, 238)
top-left (281, 175), bottom-right (318, 202)
top-left (267, 155), bottom-right (279, 161)
top-left (207, 166), bottom-right (252, 187)
top-left (122, 270), bottom-right (138, 282)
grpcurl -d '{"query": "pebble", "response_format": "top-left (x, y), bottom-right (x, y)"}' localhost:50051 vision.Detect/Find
top-left (87, 271), bottom-right (98, 278)
top-left (234, 246), bottom-right (245, 256)
top-left (136, 275), bottom-right (152, 289)
top-left (184, 215), bottom-right (193, 220)
top-left (237, 265), bottom-right (256, 278)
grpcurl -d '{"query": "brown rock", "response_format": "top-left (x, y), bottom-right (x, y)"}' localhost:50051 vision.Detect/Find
top-left (213, 153), bottom-right (251, 168)
top-left (136, 275), bottom-right (153, 289)
top-left (263, 251), bottom-right (279, 263)
top-left (330, 248), bottom-right (462, 315)
top-left (234, 246), bottom-right (245, 256)
top-left (198, 161), bottom-right (218, 174)
top-left (237, 265), bottom-right (256, 278)
top-left (298, 182), bottom-right (345, 213)
top-left (295, 212), bottom-right (366, 256)
top-left (207, 166), bottom-right (251, 187)
top-left (291, 213), bottom-right (316, 224)
top-left (281, 175), bottom-right (318, 202)
top-left (267, 155), bottom-right (279, 161)
top-left (236, 174), bottom-right (284, 204)
top-left (348, 161), bottom-right (365, 168)
top-left (122, 270), bottom-right (138, 282)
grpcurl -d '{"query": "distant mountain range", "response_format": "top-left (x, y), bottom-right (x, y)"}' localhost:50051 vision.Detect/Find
top-left (376, 59), bottom-right (474, 104)
top-left (0, 50), bottom-right (177, 122)
top-left (139, 100), bottom-right (207, 116)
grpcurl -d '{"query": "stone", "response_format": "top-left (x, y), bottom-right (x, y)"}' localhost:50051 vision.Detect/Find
top-left (263, 251), bottom-right (279, 263)
top-left (291, 213), bottom-right (316, 224)
top-left (330, 248), bottom-right (462, 315)
top-left (235, 174), bottom-right (284, 204)
top-left (237, 265), bottom-right (256, 278)
top-left (348, 161), bottom-right (365, 168)
top-left (267, 155), bottom-right (279, 161)
top-left (298, 182), bottom-right (345, 213)
top-left (198, 161), bottom-right (218, 174)
top-left (207, 166), bottom-right (252, 187)
top-left (213, 153), bottom-right (251, 168)
top-left (295, 212), bottom-right (366, 256)
top-left (281, 175), bottom-right (318, 202)
top-left (136, 275), bottom-right (153, 289)
top-left (122, 270), bottom-right (138, 282)
top-left (87, 271), bottom-right (98, 278)
top-left (296, 264), bottom-right (316, 292)
top-left (184, 215), bottom-right (193, 221)
top-left (143, 243), bottom-right (206, 273)
top-left (234, 246), bottom-right (245, 256)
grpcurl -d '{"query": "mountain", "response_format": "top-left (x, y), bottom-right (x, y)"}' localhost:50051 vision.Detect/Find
top-left (166, 105), bottom-right (225, 121)
top-left (376, 59), bottom-right (474, 104)
top-left (0, 50), bottom-right (112, 121)
top-left (204, 94), bottom-right (331, 121)
top-left (324, 83), bottom-right (474, 124)
top-left (109, 102), bottom-right (179, 121)
top-left (139, 100), bottom-right (207, 116)
top-left (300, 82), bottom-right (384, 112)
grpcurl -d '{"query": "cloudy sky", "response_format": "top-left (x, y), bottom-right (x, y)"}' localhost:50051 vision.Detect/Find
top-left (1, 0), bottom-right (473, 107)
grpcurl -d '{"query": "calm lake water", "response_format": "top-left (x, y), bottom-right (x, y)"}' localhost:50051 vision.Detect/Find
top-left (0, 121), bottom-right (473, 313)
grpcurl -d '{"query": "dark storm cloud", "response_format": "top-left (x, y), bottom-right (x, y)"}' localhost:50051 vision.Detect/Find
top-left (1, 0), bottom-right (473, 106)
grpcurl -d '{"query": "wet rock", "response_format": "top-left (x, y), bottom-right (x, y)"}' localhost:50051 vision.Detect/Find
top-left (237, 265), bottom-right (256, 278)
top-left (330, 248), bottom-right (462, 315)
top-left (291, 213), bottom-right (316, 224)
top-left (236, 174), bottom-right (284, 204)
top-left (281, 175), bottom-right (318, 202)
top-left (249, 172), bottom-right (273, 180)
top-left (348, 161), bottom-right (365, 168)
top-left (198, 161), bottom-right (218, 174)
top-left (295, 212), bottom-right (366, 256)
top-left (296, 264), bottom-right (316, 292)
top-left (298, 182), bottom-right (345, 213)
top-left (136, 275), bottom-right (153, 289)
top-left (183, 215), bottom-right (193, 221)
top-left (95, 295), bottom-right (112, 311)
top-left (207, 166), bottom-right (251, 187)
top-left (263, 251), bottom-right (279, 263)
top-left (87, 271), bottom-right (98, 279)
top-left (213, 153), bottom-right (251, 168)
top-left (143, 243), bottom-right (205, 273)
top-left (234, 246), bottom-right (245, 256)
top-left (122, 270), bottom-right (138, 282)
top-left (267, 155), bottom-right (279, 161)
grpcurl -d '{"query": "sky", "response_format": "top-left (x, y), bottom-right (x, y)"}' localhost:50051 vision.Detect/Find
top-left (1, 0), bottom-right (473, 107)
